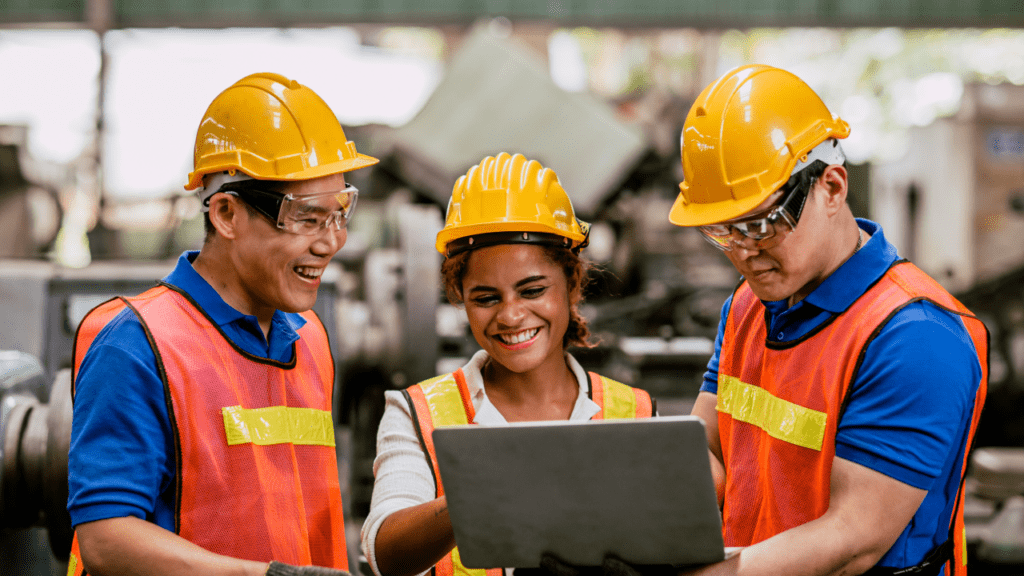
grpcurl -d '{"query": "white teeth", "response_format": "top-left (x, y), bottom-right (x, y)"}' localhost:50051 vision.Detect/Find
top-left (499, 328), bottom-right (539, 345)
top-left (295, 266), bottom-right (323, 279)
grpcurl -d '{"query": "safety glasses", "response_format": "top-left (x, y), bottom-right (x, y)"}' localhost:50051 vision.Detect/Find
top-left (224, 183), bottom-right (358, 236)
top-left (698, 180), bottom-right (811, 252)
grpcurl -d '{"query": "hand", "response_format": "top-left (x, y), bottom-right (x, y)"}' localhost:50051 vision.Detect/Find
top-left (514, 553), bottom-right (676, 576)
top-left (600, 556), bottom-right (675, 576)
top-left (513, 553), bottom-right (600, 576)
top-left (265, 561), bottom-right (353, 576)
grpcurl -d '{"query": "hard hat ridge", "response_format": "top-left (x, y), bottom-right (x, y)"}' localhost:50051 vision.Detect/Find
top-left (436, 152), bottom-right (590, 257)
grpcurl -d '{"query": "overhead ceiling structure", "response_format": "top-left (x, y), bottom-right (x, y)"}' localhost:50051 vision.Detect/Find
top-left (2, 0), bottom-right (1024, 29)
top-left (380, 28), bottom-right (647, 217)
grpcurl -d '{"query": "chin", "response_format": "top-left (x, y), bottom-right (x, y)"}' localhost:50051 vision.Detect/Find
top-left (745, 281), bottom-right (790, 303)
top-left (487, 348), bottom-right (547, 374)
top-left (279, 296), bottom-right (318, 314)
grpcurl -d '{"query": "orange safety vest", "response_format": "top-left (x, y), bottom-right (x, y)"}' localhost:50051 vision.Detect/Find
top-left (718, 261), bottom-right (987, 575)
top-left (66, 283), bottom-right (347, 576)
top-left (402, 367), bottom-right (654, 576)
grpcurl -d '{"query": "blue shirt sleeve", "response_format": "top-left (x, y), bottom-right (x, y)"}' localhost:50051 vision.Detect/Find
top-left (835, 301), bottom-right (982, 490)
top-left (700, 293), bottom-right (733, 394)
top-left (67, 308), bottom-right (176, 530)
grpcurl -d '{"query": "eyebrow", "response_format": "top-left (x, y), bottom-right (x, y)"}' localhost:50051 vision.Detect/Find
top-left (466, 275), bottom-right (547, 294)
top-left (295, 204), bottom-right (335, 216)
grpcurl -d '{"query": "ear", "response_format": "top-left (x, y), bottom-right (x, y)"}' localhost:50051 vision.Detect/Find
top-left (206, 193), bottom-right (246, 240)
top-left (818, 165), bottom-right (849, 218)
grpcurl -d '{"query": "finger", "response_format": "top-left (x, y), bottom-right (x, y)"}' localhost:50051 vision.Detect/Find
top-left (540, 552), bottom-right (583, 576)
top-left (601, 556), bottom-right (641, 576)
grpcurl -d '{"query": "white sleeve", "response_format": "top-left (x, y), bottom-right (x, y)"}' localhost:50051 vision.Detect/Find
top-left (360, 389), bottom-right (436, 576)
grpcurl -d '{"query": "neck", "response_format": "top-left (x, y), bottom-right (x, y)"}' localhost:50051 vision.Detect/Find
top-left (193, 245), bottom-right (274, 338)
top-left (482, 350), bottom-right (577, 407)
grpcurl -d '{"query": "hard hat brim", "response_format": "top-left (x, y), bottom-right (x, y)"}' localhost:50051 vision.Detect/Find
top-left (668, 184), bottom-right (775, 227)
top-left (185, 153), bottom-right (379, 191)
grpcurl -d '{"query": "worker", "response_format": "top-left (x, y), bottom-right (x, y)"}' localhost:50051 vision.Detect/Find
top-left (361, 152), bottom-right (656, 576)
top-left (666, 65), bottom-right (988, 575)
top-left (66, 72), bottom-right (378, 576)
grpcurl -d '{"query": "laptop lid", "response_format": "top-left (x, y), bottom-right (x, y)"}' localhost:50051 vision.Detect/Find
top-left (433, 415), bottom-right (725, 569)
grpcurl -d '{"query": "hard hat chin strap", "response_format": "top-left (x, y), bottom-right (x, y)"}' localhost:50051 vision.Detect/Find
top-left (792, 139), bottom-right (846, 176)
top-left (198, 172), bottom-right (255, 213)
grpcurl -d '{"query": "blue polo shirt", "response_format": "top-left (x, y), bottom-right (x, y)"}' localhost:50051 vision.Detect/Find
top-left (701, 219), bottom-right (982, 571)
top-left (67, 250), bottom-right (308, 531)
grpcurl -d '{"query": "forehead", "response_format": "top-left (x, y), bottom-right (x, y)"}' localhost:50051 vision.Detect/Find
top-left (282, 172), bottom-right (347, 198)
top-left (462, 244), bottom-right (563, 286)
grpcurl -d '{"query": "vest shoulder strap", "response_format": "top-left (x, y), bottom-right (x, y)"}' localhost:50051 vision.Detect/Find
top-left (403, 372), bottom-right (535, 576)
top-left (403, 370), bottom-right (474, 497)
top-left (588, 372), bottom-right (653, 419)
top-left (71, 285), bottom-right (170, 397)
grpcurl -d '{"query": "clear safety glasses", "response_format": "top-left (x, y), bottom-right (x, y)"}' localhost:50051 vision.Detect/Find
top-left (227, 184), bottom-right (358, 236)
top-left (698, 180), bottom-right (811, 252)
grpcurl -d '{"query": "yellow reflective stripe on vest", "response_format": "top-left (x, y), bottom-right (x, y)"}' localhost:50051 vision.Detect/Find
top-left (962, 527), bottom-right (967, 566)
top-left (717, 375), bottom-right (827, 451)
top-left (222, 405), bottom-right (335, 446)
top-left (451, 546), bottom-right (491, 576)
top-left (598, 376), bottom-right (638, 419)
top-left (67, 552), bottom-right (78, 576)
top-left (419, 373), bottom-right (471, 426)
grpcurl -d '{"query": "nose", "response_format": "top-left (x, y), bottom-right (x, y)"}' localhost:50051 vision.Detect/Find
top-left (311, 226), bottom-right (346, 257)
top-left (728, 238), bottom-right (762, 260)
top-left (495, 297), bottom-right (526, 328)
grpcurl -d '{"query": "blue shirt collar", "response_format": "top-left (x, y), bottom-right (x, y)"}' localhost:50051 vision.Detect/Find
top-left (798, 219), bottom-right (900, 314)
top-left (163, 251), bottom-right (307, 359)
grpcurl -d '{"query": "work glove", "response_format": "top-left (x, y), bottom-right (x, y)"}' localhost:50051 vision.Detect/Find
top-left (514, 553), bottom-right (677, 576)
top-left (265, 561), bottom-right (353, 576)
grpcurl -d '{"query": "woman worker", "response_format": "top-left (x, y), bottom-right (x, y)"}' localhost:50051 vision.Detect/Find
top-left (360, 152), bottom-right (656, 576)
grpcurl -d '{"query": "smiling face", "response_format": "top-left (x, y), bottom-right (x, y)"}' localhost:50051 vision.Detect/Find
top-left (227, 173), bottom-right (348, 318)
top-left (461, 244), bottom-right (572, 375)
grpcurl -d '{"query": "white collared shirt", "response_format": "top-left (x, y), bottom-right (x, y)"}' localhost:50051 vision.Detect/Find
top-left (360, 350), bottom-right (601, 576)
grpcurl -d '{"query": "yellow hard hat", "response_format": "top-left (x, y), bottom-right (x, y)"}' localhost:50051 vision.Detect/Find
top-left (670, 64), bottom-right (850, 227)
top-left (184, 72), bottom-right (379, 191)
top-left (435, 152), bottom-right (590, 257)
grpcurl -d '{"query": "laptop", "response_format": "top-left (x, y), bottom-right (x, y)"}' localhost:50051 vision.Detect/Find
top-left (432, 415), bottom-right (725, 569)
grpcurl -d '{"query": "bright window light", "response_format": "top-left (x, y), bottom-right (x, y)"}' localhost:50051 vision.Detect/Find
top-left (103, 28), bottom-right (441, 199)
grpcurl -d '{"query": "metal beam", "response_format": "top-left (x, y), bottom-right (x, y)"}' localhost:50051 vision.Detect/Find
top-left (1, 0), bottom-right (1023, 29)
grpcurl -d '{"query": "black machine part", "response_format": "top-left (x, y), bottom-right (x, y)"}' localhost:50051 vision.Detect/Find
top-left (0, 352), bottom-right (73, 559)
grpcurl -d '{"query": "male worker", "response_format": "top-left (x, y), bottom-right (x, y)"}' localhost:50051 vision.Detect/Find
top-left (671, 65), bottom-right (987, 575)
top-left (67, 72), bottom-right (378, 576)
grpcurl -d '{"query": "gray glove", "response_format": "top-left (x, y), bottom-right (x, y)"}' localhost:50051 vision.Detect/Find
top-left (265, 561), bottom-right (352, 576)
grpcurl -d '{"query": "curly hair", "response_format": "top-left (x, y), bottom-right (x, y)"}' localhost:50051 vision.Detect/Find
top-left (441, 245), bottom-right (595, 349)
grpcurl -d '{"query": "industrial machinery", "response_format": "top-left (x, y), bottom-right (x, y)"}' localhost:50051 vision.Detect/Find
top-left (0, 352), bottom-right (72, 575)
top-left (873, 81), bottom-right (1024, 571)
top-left (7, 26), bottom-right (1024, 576)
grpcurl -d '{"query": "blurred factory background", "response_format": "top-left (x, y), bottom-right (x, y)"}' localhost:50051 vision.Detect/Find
top-left (2, 0), bottom-right (1024, 574)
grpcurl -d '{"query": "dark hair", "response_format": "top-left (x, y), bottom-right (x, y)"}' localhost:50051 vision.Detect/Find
top-left (786, 159), bottom-right (829, 196)
top-left (441, 245), bottom-right (595, 349)
top-left (772, 158), bottom-right (842, 224)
